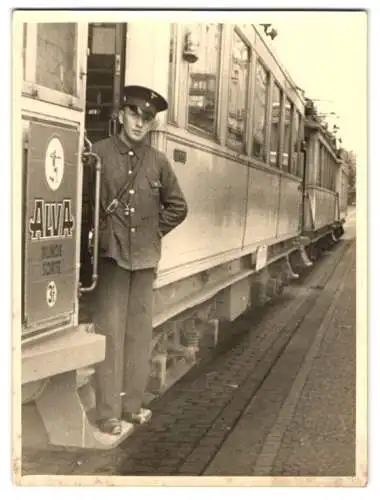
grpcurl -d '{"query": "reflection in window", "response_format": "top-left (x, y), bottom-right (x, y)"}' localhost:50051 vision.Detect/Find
top-left (227, 31), bottom-right (250, 151)
top-left (282, 98), bottom-right (293, 172)
top-left (269, 84), bottom-right (282, 167)
top-left (36, 23), bottom-right (77, 95)
top-left (252, 61), bottom-right (268, 160)
top-left (187, 24), bottom-right (221, 136)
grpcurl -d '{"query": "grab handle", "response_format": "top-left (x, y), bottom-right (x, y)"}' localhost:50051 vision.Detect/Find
top-left (79, 135), bottom-right (101, 294)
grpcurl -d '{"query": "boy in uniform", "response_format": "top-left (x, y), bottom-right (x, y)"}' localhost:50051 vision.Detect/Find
top-left (90, 85), bottom-right (188, 435)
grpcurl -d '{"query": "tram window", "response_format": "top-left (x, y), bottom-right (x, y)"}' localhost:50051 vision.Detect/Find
top-left (328, 157), bottom-right (332, 190)
top-left (269, 83), bottom-right (282, 168)
top-left (325, 154), bottom-right (329, 189)
top-left (168, 24), bottom-right (177, 124)
top-left (318, 142), bottom-right (324, 187)
top-left (298, 114), bottom-right (305, 177)
top-left (293, 111), bottom-right (304, 177)
top-left (90, 24), bottom-right (116, 54)
top-left (187, 23), bottom-right (221, 136)
top-left (252, 60), bottom-right (269, 161)
top-left (326, 152), bottom-right (331, 189)
top-left (227, 30), bottom-right (250, 152)
top-left (282, 98), bottom-right (293, 172)
top-left (332, 158), bottom-right (336, 191)
top-left (36, 23), bottom-right (77, 95)
top-left (333, 157), bottom-right (336, 190)
top-left (329, 155), bottom-right (336, 191)
top-left (22, 24), bottom-right (27, 80)
top-left (291, 111), bottom-right (299, 176)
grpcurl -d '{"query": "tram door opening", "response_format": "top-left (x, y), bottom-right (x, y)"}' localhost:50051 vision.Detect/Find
top-left (85, 23), bottom-right (126, 142)
top-left (79, 23), bottom-right (126, 298)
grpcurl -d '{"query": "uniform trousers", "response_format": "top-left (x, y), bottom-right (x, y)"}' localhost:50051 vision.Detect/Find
top-left (91, 257), bottom-right (154, 421)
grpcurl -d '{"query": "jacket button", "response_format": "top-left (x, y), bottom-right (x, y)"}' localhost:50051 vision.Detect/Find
top-left (129, 189), bottom-right (135, 195)
top-left (128, 170), bottom-right (132, 175)
top-left (128, 151), bottom-right (134, 156)
top-left (130, 207), bottom-right (135, 213)
top-left (131, 227), bottom-right (136, 233)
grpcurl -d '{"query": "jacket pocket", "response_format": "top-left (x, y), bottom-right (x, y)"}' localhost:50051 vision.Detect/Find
top-left (149, 179), bottom-right (162, 196)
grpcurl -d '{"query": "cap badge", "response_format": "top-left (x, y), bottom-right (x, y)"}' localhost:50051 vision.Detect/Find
top-left (150, 91), bottom-right (157, 100)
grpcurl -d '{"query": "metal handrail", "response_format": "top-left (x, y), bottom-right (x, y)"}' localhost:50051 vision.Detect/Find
top-left (79, 135), bottom-right (101, 294)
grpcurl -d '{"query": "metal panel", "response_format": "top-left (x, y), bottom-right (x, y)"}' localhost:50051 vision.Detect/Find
top-left (216, 277), bottom-right (251, 322)
top-left (243, 167), bottom-right (280, 246)
top-left (308, 186), bottom-right (337, 229)
top-left (24, 120), bottom-right (79, 328)
top-left (159, 138), bottom-right (247, 272)
top-left (277, 175), bottom-right (301, 237)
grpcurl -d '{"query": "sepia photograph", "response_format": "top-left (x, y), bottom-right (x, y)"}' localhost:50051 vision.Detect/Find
top-left (11, 7), bottom-right (367, 487)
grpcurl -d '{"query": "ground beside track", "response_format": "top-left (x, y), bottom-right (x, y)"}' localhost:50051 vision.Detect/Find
top-left (204, 240), bottom-right (356, 477)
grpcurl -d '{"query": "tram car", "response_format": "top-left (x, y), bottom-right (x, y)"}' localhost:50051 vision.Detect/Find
top-left (302, 99), bottom-right (348, 252)
top-left (14, 19), bottom-right (347, 450)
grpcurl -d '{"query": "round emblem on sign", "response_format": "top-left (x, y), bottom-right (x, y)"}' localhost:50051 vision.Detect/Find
top-left (45, 137), bottom-right (64, 191)
top-left (46, 281), bottom-right (58, 308)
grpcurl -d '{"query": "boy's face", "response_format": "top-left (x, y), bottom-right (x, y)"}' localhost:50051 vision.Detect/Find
top-left (118, 104), bottom-right (155, 143)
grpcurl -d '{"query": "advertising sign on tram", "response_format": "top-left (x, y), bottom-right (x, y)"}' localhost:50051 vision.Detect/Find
top-left (23, 121), bottom-right (79, 328)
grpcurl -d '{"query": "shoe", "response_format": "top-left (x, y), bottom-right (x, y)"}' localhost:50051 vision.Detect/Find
top-left (97, 417), bottom-right (122, 435)
top-left (123, 408), bottom-right (152, 425)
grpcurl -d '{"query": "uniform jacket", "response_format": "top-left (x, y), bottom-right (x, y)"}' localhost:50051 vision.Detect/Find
top-left (91, 135), bottom-right (188, 270)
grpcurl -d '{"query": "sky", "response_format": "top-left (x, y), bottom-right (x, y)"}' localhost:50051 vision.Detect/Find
top-left (265, 11), bottom-right (367, 169)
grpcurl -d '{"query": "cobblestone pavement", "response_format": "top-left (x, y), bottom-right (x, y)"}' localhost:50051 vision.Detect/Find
top-left (22, 233), bottom-right (355, 478)
top-left (204, 238), bottom-right (356, 477)
top-left (271, 254), bottom-right (356, 477)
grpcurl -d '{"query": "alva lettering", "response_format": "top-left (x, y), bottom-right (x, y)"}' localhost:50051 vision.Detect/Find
top-left (29, 199), bottom-right (75, 240)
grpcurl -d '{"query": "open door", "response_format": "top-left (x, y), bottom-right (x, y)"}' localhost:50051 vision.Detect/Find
top-left (80, 23), bottom-right (126, 298)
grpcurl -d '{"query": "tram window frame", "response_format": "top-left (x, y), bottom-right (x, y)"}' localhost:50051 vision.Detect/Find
top-left (226, 28), bottom-right (251, 154)
top-left (252, 58), bottom-right (269, 162)
top-left (268, 81), bottom-right (283, 169)
top-left (22, 22), bottom-right (87, 110)
top-left (186, 23), bottom-right (222, 140)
